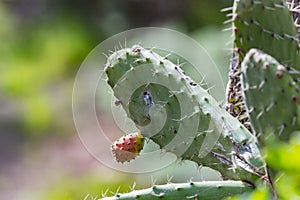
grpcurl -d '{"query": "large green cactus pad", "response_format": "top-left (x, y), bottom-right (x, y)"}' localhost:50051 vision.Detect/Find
top-left (242, 48), bottom-right (300, 143)
top-left (233, 0), bottom-right (300, 68)
top-left (101, 181), bottom-right (254, 200)
top-left (105, 45), bottom-right (267, 182)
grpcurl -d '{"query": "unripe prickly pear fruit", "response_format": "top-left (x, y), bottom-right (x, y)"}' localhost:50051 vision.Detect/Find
top-left (111, 132), bottom-right (145, 163)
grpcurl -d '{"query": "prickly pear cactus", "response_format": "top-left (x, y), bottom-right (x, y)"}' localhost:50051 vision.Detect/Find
top-left (242, 49), bottom-right (300, 142)
top-left (105, 45), bottom-right (267, 183)
top-left (98, 0), bottom-right (300, 199)
top-left (233, 0), bottom-right (300, 66)
top-left (225, 0), bottom-right (300, 136)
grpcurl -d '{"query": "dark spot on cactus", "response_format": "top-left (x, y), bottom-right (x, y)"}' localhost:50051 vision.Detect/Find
top-left (292, 96), bottom-right (298, 103)
top-left (190, 182), bottom-right (194, 186)
top-left (159, 61), bottom-right (163, 64)
top-left (271, 33), bottom-right (275, 38)
top-left (283, 123), bottom-right (287, 128)
top-left (173, 129), bottom-right (177, 134)
top-left (233, 27), bottom-right (238, 33)
top-left (260, 27), bottom-right (264, 32)
top-left (249, 18), bottom-right (254, 23)
top-left (114, 100), bottom-right (122, 106)
top-left (145, 58), bottom-right (150, 62)
top-left (289, 82), bottom-right (294, 87)
top-left (264, 64), bottom-right (270, 69)
top-left (132, 46), bottom-right (141, 53)
top-left (204, 97), bottom-right (209, 102)
top-left (276, 71), bottom-right (283, 78)
top-left (280, 88), bottom-right (285, 93)
top-left (189, 82), bottom-right (197, 86)
top-left (237, 48), bottom-right (242, 54)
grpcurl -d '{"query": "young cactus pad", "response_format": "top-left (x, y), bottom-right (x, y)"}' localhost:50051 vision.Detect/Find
top-left (241, 48), bottom-right (300, 142)
top-left (101, 181), bottom-right (254, 200)
top-left (105, 45), bottom-right (267, 183)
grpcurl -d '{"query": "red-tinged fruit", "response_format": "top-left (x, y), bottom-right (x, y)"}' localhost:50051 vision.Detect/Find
top-left (111, 132), bottom-right (145, 163)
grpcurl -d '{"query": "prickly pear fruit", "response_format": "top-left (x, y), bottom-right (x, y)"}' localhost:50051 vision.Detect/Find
top-left (111, 132), bottom-right (145, 163)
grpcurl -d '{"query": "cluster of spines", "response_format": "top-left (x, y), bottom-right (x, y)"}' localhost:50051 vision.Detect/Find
top-left (100, 181), bottom-right (254, 200)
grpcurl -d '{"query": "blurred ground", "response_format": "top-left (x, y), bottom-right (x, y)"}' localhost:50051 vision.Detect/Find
top-left (0, 0), bottom-right (233, 199)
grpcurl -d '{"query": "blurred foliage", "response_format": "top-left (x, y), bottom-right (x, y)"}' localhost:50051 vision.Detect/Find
top-left (0, 5), bottom-right (94, 135)
top-left (35, 175), bottom-right (132, 200)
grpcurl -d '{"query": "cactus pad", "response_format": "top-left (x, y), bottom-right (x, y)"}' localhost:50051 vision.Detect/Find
top-left (233, 0), bottom-right (300, 67)
top-left (242, 48), bottom-right (300, 143)
top-left (101, 181), bottom-right (254, 200)
top-left (105, 45), bottom-right (267, 183)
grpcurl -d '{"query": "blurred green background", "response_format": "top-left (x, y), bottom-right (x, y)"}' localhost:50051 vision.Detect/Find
top-left (3, 0), bottom-right (298, 199)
